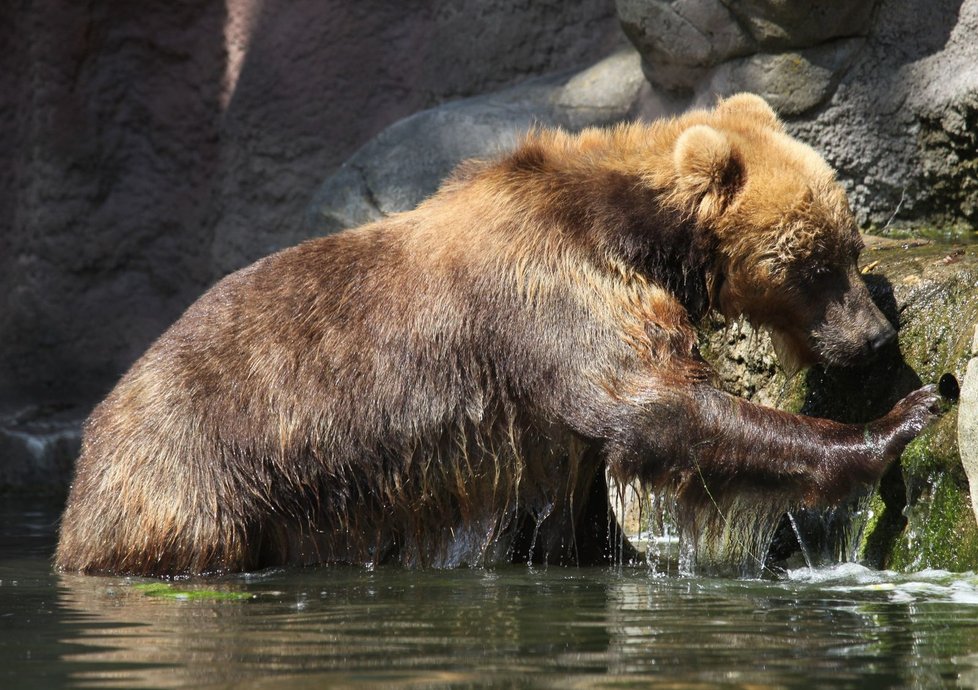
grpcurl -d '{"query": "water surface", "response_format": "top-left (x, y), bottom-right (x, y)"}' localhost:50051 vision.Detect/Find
top-left (4, 498), bottom-right (978, 689)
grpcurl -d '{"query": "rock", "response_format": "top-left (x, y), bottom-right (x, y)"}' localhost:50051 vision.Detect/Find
top-left (703, 38), bottom-right (865, 116)
top-left (616, 0), bottom-right (753, 91)
top-left (615, 0), bottom-right (876, 93)
top-left (960, 325), bottom-right (978, 524)
top-left (616, 0), bottom-right (978, 235)
top-left (208, 0), bottom-right (624, 277)
top-left (1, 1), bottom-right (227, 419)
top-left (724, 1), bottom-right (877, 50)
top-left (0, 411), bottom-right (82, 495)
top-left (308, 49), bottom-right (652, 236)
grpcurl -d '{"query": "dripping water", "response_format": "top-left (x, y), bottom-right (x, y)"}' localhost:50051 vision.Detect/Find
top-left (787, 511), bottom-right (814, 570)
top-left (527, 500), bottom-right (554, 564)
top-left (608, 480), bottom-right (826, 578)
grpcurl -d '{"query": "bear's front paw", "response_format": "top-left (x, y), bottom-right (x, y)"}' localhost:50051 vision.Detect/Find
top-left (882, 384), bottom-right (942, 458)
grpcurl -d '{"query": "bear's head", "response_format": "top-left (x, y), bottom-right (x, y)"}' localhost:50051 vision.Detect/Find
top-left (671, 93), bottom-right (896, 375)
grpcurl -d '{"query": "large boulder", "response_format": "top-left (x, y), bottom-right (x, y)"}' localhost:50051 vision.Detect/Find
top-left (307, 49), bottom-right (651, 238)
top-left (616, 0), bottom-right (875, 102)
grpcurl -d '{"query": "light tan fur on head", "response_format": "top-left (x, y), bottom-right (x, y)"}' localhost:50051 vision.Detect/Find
top-left (679, 100), bottom-right (850, 289)
top-left (713, 93), bottom-right (783, 132)
top-left (630, 93), bottom-right (887, 374)
top-left (673, 124), bottom-right (739, 223)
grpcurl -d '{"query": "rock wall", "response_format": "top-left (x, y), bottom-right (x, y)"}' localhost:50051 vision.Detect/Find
top-left (1, 1), bottom-right (226, 419)
top-left (210, 0), bottom-right (624, 277)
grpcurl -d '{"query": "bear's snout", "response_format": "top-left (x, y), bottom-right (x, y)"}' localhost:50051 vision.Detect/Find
top-left (810, 274), bottom-right (897, 368)
top-left (864, 321), bottom-right (897, 356)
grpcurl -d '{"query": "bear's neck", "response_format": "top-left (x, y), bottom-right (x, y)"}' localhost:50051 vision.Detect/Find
top-left (488, 135), bottom-right (717, 321)
top-left (581, 167), bottom-right (716, 321)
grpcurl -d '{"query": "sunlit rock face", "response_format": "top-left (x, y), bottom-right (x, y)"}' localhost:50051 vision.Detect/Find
top-left (616, 0), bottom-right (876, 112)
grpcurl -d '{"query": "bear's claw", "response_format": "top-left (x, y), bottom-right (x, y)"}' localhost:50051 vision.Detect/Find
top-left (883, 384), bottom-right (943, 456)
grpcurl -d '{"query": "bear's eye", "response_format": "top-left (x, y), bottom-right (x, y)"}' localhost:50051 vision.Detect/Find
top-left (808, 266), bottom-right (837, 286)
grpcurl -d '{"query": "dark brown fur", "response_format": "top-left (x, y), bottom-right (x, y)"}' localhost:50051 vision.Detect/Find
top-left (55, 95), bottom-right (940, 576)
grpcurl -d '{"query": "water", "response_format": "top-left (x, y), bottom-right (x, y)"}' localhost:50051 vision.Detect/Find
top-left (6, 499), bottom-right (978, 689)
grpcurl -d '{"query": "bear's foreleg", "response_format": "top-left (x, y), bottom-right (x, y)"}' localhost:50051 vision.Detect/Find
top-left (604, 383), bottom-right (941, 507)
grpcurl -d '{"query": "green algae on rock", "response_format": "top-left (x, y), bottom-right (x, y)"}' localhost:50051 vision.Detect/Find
top-left (132, 582), bottom-right (254, 602)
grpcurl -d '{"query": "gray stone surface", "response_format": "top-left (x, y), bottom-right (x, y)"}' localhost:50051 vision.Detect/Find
top-left (209, 0), bottom-right (624, 277)
top-left (309, 49), bottom-right (651, 235)
top-left (616, 0), bottom-right (753, 91)
top-left (960, 325), bottom-right (978, 524)
top-left (703, 38), bottom-right (865, 116)
top-left (786, 0), bottom-right (978, 232)
top-left (616, 0), bottom-right (876, 93)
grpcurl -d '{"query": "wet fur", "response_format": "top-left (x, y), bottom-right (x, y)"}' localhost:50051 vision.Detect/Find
top-left (56, 95), bottom-right (939, 576)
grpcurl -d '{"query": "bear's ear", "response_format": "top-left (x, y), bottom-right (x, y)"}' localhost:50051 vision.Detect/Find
top-left (673, 124), bottom-right (743, 220)
top-left (715, 93), bottom-right (782, 131)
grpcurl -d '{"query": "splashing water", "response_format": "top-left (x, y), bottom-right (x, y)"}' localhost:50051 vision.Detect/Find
top-left (786, 562), bottom-right (978, 605)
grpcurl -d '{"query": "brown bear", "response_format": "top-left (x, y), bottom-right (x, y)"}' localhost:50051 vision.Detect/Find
top-left (55, 94), bottom-right (940, 577)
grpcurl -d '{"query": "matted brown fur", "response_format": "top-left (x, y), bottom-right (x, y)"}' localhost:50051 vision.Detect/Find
top-left (56, 94), bottom-right (940, 577)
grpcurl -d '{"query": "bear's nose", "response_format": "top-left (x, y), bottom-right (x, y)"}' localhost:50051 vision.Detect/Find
top-left (867, 325), bottom-right (897, 354)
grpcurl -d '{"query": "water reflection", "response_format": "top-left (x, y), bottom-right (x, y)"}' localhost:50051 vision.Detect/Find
top-left (5, 500), bottom-right (978, 688)
top-left (55, 568), bottom-right (612, 688)
top-left (46, 566), bottom-right (978, 689)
